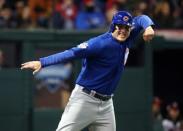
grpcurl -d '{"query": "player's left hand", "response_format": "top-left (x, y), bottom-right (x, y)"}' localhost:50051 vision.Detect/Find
top-left (143, 26), bottom-right (155, 42)
top-left (21, 61), bottom-right (42, 75)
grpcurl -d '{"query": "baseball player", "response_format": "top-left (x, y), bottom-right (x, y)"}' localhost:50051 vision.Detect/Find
top-left (21, 11), bottom-right (155, 131)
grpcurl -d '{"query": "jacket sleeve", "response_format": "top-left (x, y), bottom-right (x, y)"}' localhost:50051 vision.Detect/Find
top-left (131, 15), bottom-right (154, 36)
top-left (127, 15), bottom-right (154, 48)
top-left (40, 40), bottom-right (101, 67)
top-left (134, 15), bottom-right (154, 29)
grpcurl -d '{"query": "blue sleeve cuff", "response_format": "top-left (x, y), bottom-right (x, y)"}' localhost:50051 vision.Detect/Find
top-left (39, 57), bottom-right (46, 68)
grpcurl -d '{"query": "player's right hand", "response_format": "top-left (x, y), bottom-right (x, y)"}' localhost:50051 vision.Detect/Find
top-left (143, 26), bottom-right (155, 42)
top-left (21, 61), bottom-right (42, 75)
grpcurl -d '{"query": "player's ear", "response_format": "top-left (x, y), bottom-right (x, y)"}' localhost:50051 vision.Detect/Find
top-left (115, 25), bottom-right (119, 31)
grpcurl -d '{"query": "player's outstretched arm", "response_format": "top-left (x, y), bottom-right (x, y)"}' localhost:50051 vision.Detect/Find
top-left (143, 26), bottom-right (155, 42)
top-left (21, 61), bottom-right (42, 75)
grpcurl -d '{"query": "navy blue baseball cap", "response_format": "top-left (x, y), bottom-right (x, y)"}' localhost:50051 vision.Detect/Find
top-left (110, 11), bottom-right (133, 32)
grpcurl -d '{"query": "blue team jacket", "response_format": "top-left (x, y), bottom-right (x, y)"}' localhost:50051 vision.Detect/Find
top-left (40, 15), bottom-right (154, 95)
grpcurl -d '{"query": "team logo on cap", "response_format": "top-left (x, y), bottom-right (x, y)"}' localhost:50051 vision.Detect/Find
top-left (123, 16), bottom-right (129, 22)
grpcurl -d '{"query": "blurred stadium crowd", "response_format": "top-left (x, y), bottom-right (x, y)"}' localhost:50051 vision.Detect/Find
top-left (0, 0), bottom-right (183, 30)
top-left (152, 97), bottom-right (183, 131)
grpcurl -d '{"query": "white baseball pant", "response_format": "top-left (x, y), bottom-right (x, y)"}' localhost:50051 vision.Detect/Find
top-left (56, 84), bottom-right (116, 131)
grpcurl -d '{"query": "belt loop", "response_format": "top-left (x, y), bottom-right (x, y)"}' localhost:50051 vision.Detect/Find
top-left (76, 84), bottom-right (84, 90)
top-left (90, 90), bottom-right (96, 96)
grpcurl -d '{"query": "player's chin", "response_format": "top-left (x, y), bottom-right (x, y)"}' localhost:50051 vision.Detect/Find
top-left (117, 36), bottom-right (128, 42)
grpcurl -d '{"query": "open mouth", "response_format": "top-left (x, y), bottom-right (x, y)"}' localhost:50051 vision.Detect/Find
top-left (119, 33), bottom-right (127, 38)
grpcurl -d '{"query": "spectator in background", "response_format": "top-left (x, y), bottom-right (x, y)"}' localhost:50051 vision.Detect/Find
top-left (14, 1), bottom-right (31, 28)
top-left (106, 0), bottom-right (128, 11)
top-left (162, 102), bottom-right (182, 131)
top-left (105, 0), bottom-right (118, 25)
top-left (28, 0), bottom-right (51, 28)
top-left (95, 0), bottom-right (106, 12)
top-left (153, 0), bottom-right (173, 29)
top-left (178, 120), bottom-right (183, 131)
top-left (5, 0), bottom-right (28, 9)
top-left (0, 49), bottom-right (8, 69)
top-left (143, 0), bottom-right (156, 18)
top-left (53, 0), bottom-right (77, 29)
top-left (172, 0), bottom-right (183, 28)
top-left (0, 0), bottom-right (5, 10)
top-left (0, 6), bottom-right (16, 28)
top-left (105, 0), bottom-right (128, 25)
top-left (132, 1), bottom-right (148, 16)
top-left (34, 5), bottom-right (49, 28)
top-left (153, 97), bottom-right (163, 121)
top-left (152, 97), bottom-right (164, 131)
top-left (75, 0), bottom-right (106, 30)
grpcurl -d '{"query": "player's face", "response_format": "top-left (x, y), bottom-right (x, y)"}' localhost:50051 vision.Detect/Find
top-left (112, 24), bottom-right (132, 42)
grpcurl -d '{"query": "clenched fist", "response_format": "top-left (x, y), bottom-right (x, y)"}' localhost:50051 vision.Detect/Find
top-left (21, 61), bottom-right (42, 75)
top-left (143, 26), bottom-right (155, 42)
